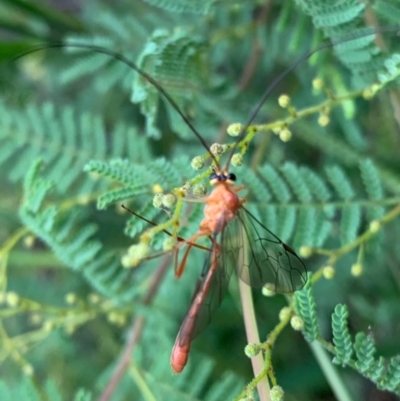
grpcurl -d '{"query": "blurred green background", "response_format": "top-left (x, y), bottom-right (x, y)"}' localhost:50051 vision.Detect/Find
top-left (1, 0), bottom-right (400, 400)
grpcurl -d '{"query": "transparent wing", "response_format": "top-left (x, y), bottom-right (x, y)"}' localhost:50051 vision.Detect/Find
top-left (235, 207), bottom-right (307, 293)
top-left (177, 218), bottom-right (240, 345)
top-left (176, 205), bottom-right (307, 349)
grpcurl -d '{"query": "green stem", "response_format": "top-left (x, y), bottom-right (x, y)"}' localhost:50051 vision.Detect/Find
top-left (238, 276), bottom-right (270, 401)
top-left (129, 365), bottom-right (157, 401)
top-left (312, 202), bottom-right (400, 282)
top-left (310, 341), bottom-right (356, 401)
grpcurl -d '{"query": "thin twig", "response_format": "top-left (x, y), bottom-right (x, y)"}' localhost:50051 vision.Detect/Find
top-left (216, 0), bottom-right (272, 145)
top-left (238, 233), bottom-right (270, 401)
top-left (97, 255), bottom-right (171, 401)
top-left (238, 0), bottom-right (272, 91)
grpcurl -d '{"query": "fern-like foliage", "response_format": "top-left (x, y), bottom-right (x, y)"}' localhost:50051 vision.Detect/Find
top-left (49, 3), bottom-right (180, 92)
top-left (293, 290), bottom-right (400, 395)
top-left (354, 332), bottom-right (379, 374)
top-left (294, 0), bottom-right (400, 87)
top-left (45, 14), bottom-right (215, 139)
top-left (20, 159), bottom-right (138, 303)
top-left (294, 274), bottom-right (319, 342)
top-left (0, 98), bottom-right (151, 194)
top-left (131, 28), bottom-right (209, 138)
top-left (142, 0), bottom-right (215, 14)
top-left (330, 303), bottom-right (400, 394)
top-left (385, 356), bottom-right (400, 392)
top-left (331, 304), bottom-right (353, 365)
top-left (238, 158), bottom-right (398, 250)
top-left (84, 156), bottom-right (204, 241)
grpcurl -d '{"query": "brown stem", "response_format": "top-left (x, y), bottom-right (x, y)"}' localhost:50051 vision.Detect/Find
top-left (238, 0), bottom-right (272, 91)
top-left (97, 255), bottom-right (171, 401)
top-left (216, 0), bottom-right (272, 146)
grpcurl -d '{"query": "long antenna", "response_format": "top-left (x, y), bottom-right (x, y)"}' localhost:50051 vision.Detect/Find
top-left (12, 42), bottom-right (221, 168)
top-left (12, 26), bottom-right (400, 173)
top-left (224, 24), bottom-right (400, 169)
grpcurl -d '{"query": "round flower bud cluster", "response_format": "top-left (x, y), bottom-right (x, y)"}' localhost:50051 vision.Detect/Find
top-left (279, 307), bottom-right (291, 322)
top-left (210, 143), bottom-right (225, 155)
top-left (121, 243), bottom-right (150, 268)
top-left (278, 94), bottom-right (290, 108)
top-left (227, 123), bottom-right (243, 137)
top-left (351, 263), bottom-right (363, 277)
top-left (107, 311), bottom-right (127, 326)
top-left (299, 246), bottom-right (312, 258)
top-left (262, 283), bottom-right (276, 297)
top-left (88, 293), bottom-right (101, 304)
top-left (279, 128), bottom-right (292, 142)
top-left (231, 153), bottom-right (243, 167)
top-left (65, 293), bottom-right (77, 305)
top-left (191, 156), bottom-right (205, 170)
top-left (363, 84), bottom-right (380, 99)
top-left (322, 265), bottom-right (335, 279)
top-left (270, 385), bottom-right (284, 401)
top-left (6, 291), bottom-right (19, 307)
top-left (153, 193), bottom-right (163, 209)
top-left (153, 193), bottom-right (176, 209)
top-left (318, 113), bottom-right (330, 127)
top-left (244, 342), bottom-right (261, 357)
top-left (369, 220), bottom-right (381, 233)
top-left (162, 193), bottom-right (176, 208)
top-left (163, 237), bottom-right (175, 252)
top-left (193, 183), bottom-right (207, 196)
top-left (23, 235), bottom-right (35, 248)
top-left (152, 184), bottom-right (163, 194)
top-left (290, 315), bottom-right (304, 331)
top-left (312, 78), bottom-right (324, 90)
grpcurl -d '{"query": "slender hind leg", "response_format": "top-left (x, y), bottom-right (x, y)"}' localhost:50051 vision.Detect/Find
top-left (174, 230), bottom-right (210, 278)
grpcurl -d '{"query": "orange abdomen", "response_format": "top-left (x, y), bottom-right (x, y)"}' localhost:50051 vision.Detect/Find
top-left (170, 340), bottom-right (190, 374)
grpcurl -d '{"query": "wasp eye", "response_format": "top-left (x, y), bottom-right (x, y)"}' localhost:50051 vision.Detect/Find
top-left (227, 173), bottom-right (236, 182)
top-left (210, 172), bottom-right (218, 181)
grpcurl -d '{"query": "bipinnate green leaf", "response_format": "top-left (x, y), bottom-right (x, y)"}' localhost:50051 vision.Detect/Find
top-left (293, 274), bottom-right (319, 342)
top-left (331, 304), bottom-right (353, 365)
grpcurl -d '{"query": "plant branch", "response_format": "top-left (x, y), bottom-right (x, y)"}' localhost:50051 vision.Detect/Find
top-left (97, 255), bottom-right (171, 401)
top-left (310, 341), bottom-right (355, 401)
top-left (239, 277), bottom-right (270, 401)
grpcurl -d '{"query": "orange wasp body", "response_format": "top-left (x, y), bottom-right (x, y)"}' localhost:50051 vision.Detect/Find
top-left (169, 167), bottom-right (307, 373)
top-left (171, 172), bottom-right (245, 373)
